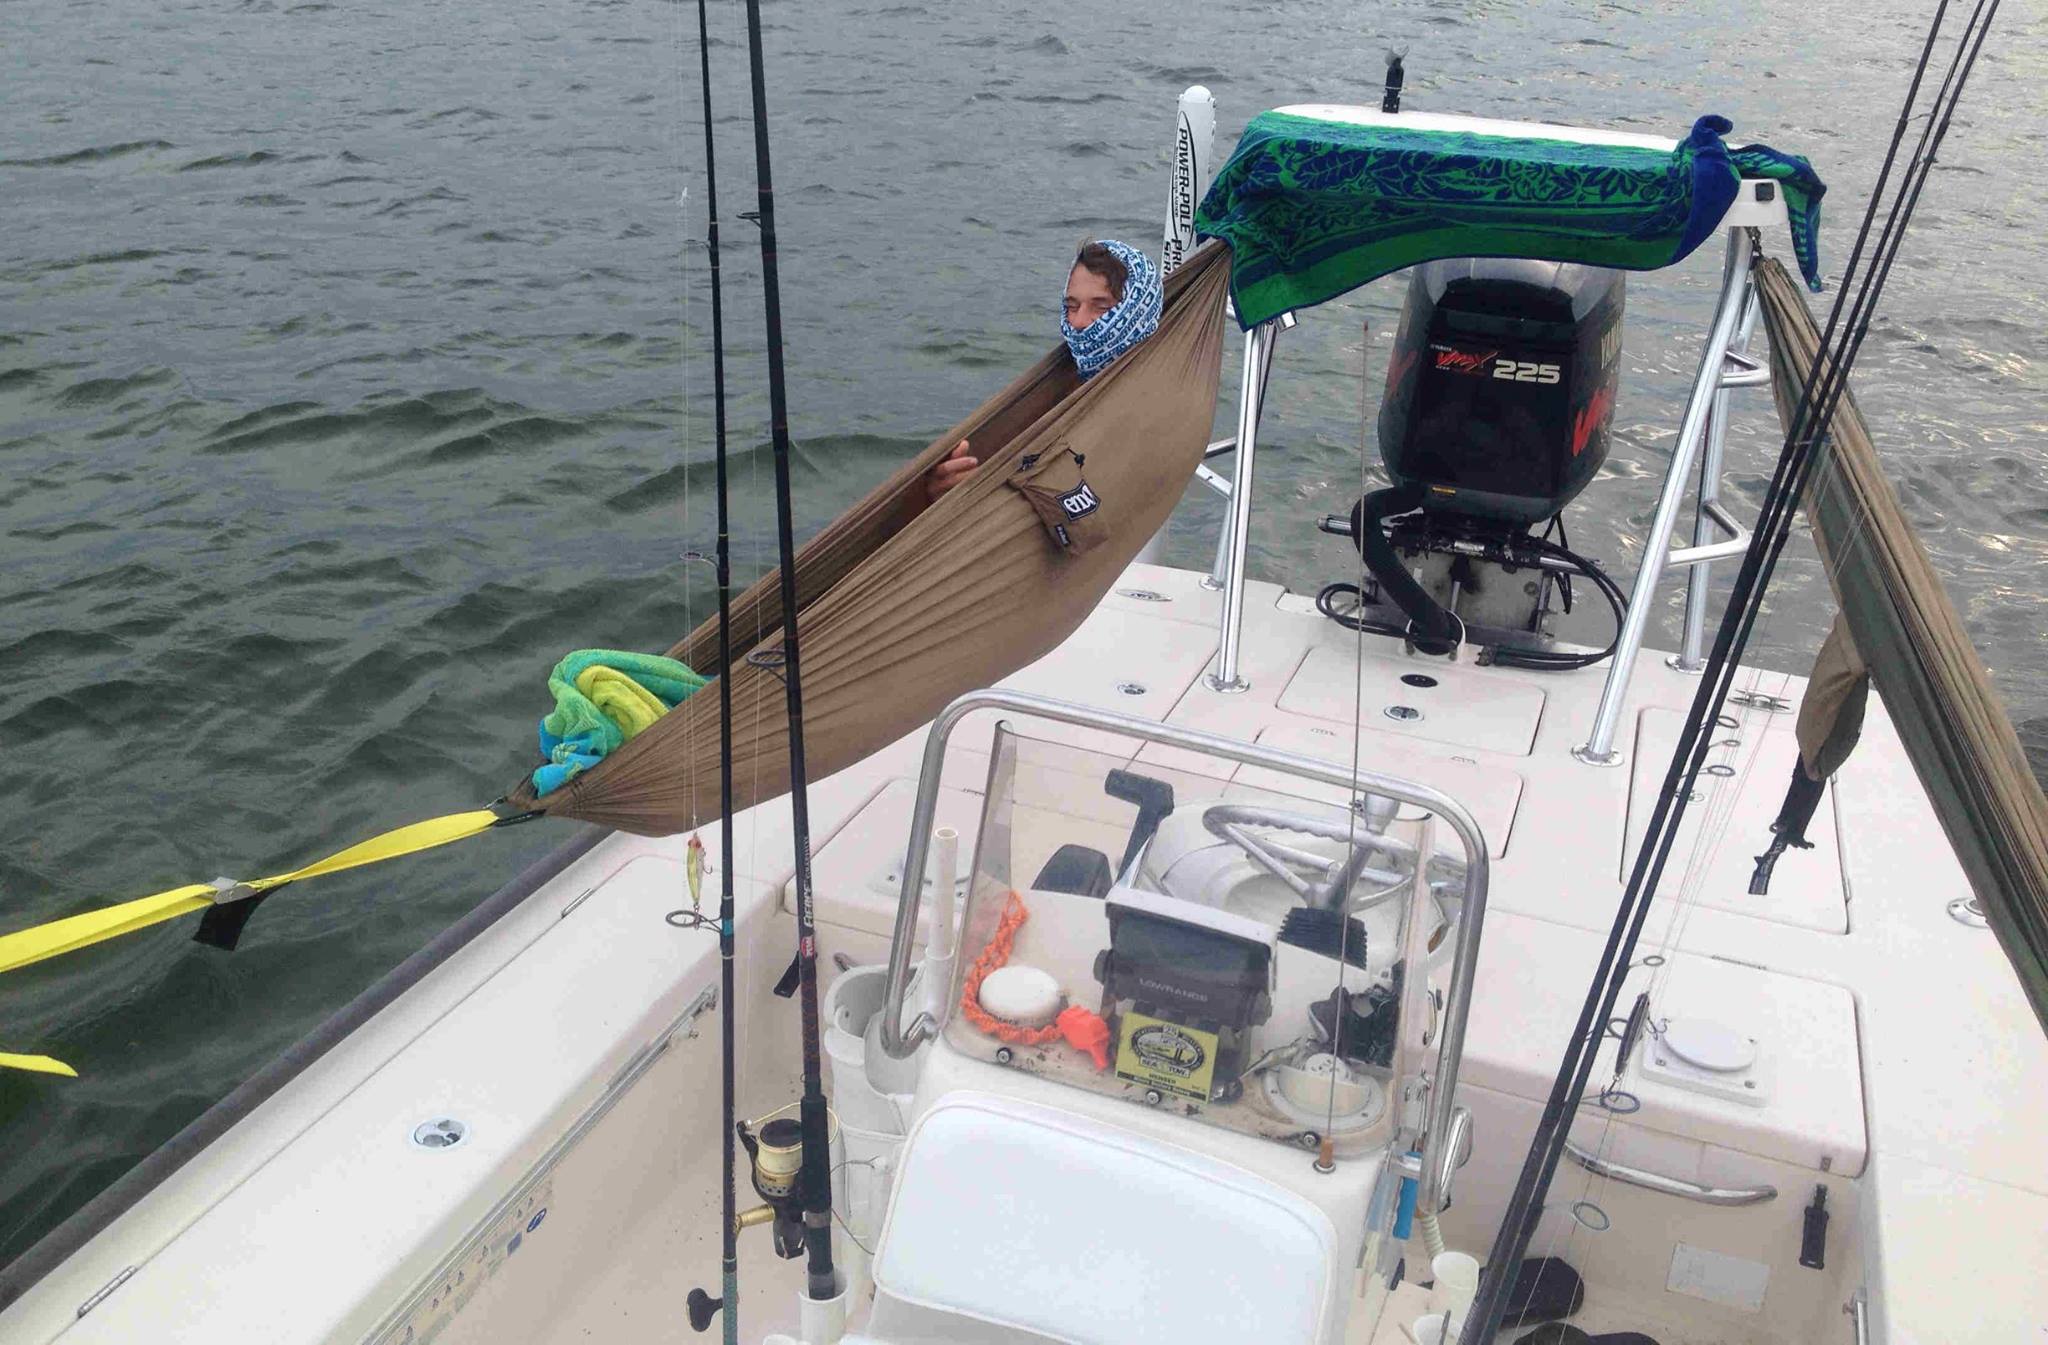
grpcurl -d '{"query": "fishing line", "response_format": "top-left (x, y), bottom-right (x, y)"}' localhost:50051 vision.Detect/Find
top-left (1540, 660), bottom-right (1786, 1288)
top-left (1650, 0), bottom-right (1999, 936)
top-left (1655, 676), bottom-right (1779, 954)
top-left (1724, 0), bottom-right (1980, 605)
top-left (828, 1159), bottom-right (882, 1257)
top-left (677, 0), bottom-right (741, 1333)
top-left (1523, 655), bottom-right (1795, 1315)
top-left (1325, 313), bottom-right (1373, 1167)
top-left (671, 0), bottom-right (702, 848)
top-left (1773, 0), bottom-right (1997, 593)
top-left (1466, 2), bottom-right (2002, 1333)
top-left (1515, 34), bottom-right (1990, 1302)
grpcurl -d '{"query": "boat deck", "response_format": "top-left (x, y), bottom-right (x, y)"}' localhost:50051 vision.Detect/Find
top-left (760, 560), bottom-right (2048, 1343)
top-left (3, 560), bottom-right (2042, 1343)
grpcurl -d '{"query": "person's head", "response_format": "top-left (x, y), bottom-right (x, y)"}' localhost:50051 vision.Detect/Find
top-left (1065, 242), bottom-right (1128, 331)
top-left (1059, 239), bottom-right (1162, 380)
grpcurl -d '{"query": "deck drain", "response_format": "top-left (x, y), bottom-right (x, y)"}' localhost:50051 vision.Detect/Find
top-left (412, 1117), bottom-right (469, 1150)
top-left (1384, 705), bottom-right (1422, 722)
top-left (1116, 588), bottom-right (1170, 603)
top-left (1399, 673), bottom-right (1438, 689)
top-left (1117, 681), bottom-right (1147, 696)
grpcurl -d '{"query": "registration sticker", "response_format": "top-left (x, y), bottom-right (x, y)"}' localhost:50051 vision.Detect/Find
top-left (1113, 1011), bottom-right (1218, 1102)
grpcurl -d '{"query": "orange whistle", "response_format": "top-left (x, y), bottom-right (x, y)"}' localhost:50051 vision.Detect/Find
top-left (1056, 1005), bottom-right (1111, 1071)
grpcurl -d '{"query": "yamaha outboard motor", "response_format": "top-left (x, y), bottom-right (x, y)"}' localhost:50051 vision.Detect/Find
top-left (1381, 258), bottom-right (1623, 522)
top-left (1339, 258), bottom-right (1628, 665)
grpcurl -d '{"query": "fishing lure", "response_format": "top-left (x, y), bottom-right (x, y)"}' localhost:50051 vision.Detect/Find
top-left (686, 833), bottom-right (709, 912)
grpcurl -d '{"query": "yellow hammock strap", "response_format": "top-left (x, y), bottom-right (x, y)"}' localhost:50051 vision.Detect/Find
top-left (248, 808), bottom-right (501, 888)
top-left (0, 808), bottom-right (505, 977)
top-left (0, 886), bottom-right (214, 976)
top-left (0, 1053), bottom-right (79, 1078)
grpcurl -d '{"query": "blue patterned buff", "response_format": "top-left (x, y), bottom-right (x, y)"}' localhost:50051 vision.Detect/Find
top-left (1060, 239), bottom-right (1163, 379)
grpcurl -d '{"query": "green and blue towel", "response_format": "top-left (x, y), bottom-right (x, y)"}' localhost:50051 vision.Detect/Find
top-left (1196, 112), bottom-right (1825, 329)
top-left (533, 649), bottom-right (707, 796)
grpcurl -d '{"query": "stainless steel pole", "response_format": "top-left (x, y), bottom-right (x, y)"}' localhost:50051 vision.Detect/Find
top-left (1205, 324), bottom-right (1277, 591)
top-left (1207, 319), bottom-right (1275, 691)
top-left (1575, 232), bottom-right (1753, 764)
top-left (1203, 464), bottom-right (1233, 591)
top-left (1672, 279), bottom-right (1761, 672)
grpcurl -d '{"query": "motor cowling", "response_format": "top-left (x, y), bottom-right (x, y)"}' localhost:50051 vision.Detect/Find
top-left (1377, 258), bottom-right (1625, 526)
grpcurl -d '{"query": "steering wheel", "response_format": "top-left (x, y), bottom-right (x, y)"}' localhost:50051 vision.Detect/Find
top-left (1198, 802), bottom-right (1425, 913)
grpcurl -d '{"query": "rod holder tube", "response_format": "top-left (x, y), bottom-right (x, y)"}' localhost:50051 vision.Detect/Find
top-left (874, 689), bottom-right (1490, 1226)
top-left (793, 1273), bottom-right (849, 1345)
top-left (918, 827), bottom-right (959, 1023)
top-left (1577, 231), bottom-right (1755, 764)
top-left (927, 828), bottom-right (958, 960)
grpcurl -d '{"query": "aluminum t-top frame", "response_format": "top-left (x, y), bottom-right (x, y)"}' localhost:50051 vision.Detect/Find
top-left (1197, 179), bottom-right (1790, 766)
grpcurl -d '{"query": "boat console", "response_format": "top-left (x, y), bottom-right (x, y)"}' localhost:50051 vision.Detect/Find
top-left (817, 691), bottom-right (1490, 1345)
top-left (931, 727), bottom-right (1442, 1156)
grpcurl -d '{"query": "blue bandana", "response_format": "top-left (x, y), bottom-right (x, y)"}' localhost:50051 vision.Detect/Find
top-left (1060, 239), bottom-right (1162, 379)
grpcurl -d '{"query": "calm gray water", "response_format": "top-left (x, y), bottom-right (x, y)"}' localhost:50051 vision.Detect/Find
top-left (2, 0), bottom-right (2043, 1266)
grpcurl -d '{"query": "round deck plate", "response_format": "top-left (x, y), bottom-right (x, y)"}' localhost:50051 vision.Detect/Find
top-left (1660, 1018), bottom-right (1757, 1073)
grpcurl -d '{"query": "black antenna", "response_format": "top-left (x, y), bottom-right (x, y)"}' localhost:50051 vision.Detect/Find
top-left (679, 0), bottom-right (742, 1337)
top-left (737, 0), bottom-right (837, 1304)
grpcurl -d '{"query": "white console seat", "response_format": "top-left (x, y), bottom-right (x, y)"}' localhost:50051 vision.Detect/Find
top-left (855, 1092), bottom-right (1341, 1344)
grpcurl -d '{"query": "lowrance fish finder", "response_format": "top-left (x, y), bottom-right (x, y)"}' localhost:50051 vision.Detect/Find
top-left (1093, 888), bottom-right (1274, 1104)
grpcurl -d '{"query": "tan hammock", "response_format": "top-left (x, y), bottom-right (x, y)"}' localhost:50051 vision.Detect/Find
top-left (1758, 256), bottom-right (2048, 1031)
top-left (507, 242), bottom-right (1233, 835)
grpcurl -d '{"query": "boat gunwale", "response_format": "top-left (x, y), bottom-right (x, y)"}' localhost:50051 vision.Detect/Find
top-left (0, 824), bottom-right (611, 1312)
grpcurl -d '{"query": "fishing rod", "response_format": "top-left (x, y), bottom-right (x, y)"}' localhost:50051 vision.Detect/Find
top-left (1463, 2), bottom-right (1999, 1337)
top-left (677, 0), bottom-right (741, 1336)
top-left (737, 0), bottom-right (839, 1310)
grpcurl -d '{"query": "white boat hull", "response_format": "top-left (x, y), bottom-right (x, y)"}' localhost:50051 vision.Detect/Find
top-left (4, 560), bottom-right (2043, 1344)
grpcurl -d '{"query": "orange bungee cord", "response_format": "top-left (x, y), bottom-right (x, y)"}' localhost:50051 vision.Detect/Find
top-left (958, 892), bottom-right (1064, 1047)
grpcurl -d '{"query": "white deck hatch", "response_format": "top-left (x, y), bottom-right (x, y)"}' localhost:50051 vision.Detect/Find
top-left (1625, 708), bottom-right (1848, 934)
top-left (1279, 644), bottom-right (1547, 756)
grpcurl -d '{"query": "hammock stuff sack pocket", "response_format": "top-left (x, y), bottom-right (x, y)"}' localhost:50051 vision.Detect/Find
top-left (1010, 444), bottom-right (1110, 555)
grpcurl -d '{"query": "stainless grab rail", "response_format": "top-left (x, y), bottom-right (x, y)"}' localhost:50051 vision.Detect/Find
top-left (1562, 1139), bottom-right (1778, 1206)
top-left (876, 689), bottom-right (1491, 1222)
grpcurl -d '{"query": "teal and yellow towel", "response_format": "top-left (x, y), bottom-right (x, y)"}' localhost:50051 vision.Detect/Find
top-left (534, 649), bottom-right (707, 796)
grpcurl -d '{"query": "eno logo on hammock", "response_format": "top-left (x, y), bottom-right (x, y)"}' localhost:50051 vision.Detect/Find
top-left (1059, 483), bottom-right (1101, 518)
